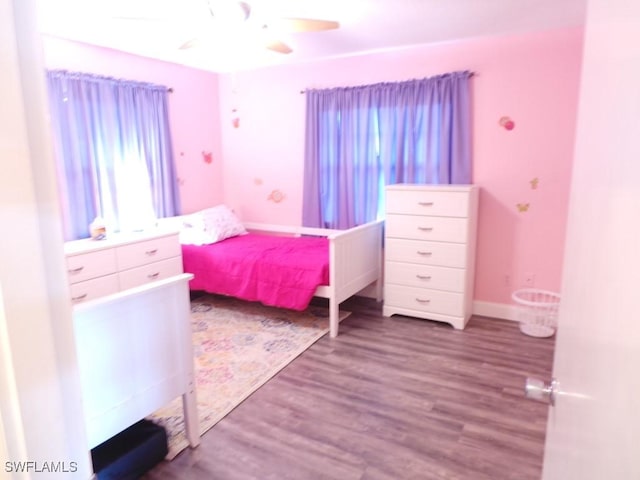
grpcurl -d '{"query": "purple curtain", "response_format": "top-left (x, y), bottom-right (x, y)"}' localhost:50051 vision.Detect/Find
top-left (46, 70), bottom-right (180, 240)
top-left (303, 71), bottom-right (472, 229)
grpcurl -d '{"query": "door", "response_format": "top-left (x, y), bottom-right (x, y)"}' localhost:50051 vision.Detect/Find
top-left (541, 0), bottom-right (640, 478)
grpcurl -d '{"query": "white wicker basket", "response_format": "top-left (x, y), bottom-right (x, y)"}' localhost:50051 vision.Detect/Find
top-left (511, 288), bottom-right (561, 338)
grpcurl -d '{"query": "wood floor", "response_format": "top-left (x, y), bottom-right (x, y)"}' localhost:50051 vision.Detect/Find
top-left (143, 296), bottom-right (555, 480)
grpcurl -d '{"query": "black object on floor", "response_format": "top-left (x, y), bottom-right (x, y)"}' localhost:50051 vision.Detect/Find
top-left (91, 419), bottom-right (168, 480)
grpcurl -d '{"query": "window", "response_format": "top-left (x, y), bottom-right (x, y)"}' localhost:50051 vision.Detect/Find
top-left (302, 71), bottom-right (472, 229)
top-left (46, 70), bottom-right (180, 240)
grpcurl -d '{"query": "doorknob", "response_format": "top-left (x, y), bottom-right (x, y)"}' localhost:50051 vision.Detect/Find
top-left (525, 377), bottom-right (559, 406)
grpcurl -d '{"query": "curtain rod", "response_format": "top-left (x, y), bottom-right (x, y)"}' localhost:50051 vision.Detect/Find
top-left (299, 71), bottom-right (476, 94)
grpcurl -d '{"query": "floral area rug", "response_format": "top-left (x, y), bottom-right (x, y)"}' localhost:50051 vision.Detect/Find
top-left (149, 293), bottom-right (348, 460)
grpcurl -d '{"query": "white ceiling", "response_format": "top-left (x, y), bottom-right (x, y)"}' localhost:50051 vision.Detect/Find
top-left (37, 0), bottom-right (587, 73)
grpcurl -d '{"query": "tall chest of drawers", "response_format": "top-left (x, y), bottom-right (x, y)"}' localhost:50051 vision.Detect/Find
top-left (383, 184), bottom-right (479, 329)
top-left (64, 230), bottom-right (183, 304)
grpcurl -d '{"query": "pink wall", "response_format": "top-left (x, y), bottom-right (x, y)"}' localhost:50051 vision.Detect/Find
top-left (218, 27), bottom-right (584, 305)
top-left (40, 28), bottom-right (583, 307)
top-left (41, 36), bottom-right (224, 214)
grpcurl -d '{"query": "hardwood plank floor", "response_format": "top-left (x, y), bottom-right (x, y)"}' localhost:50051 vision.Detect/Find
top-left (143, 296), bottom-right (555, 480)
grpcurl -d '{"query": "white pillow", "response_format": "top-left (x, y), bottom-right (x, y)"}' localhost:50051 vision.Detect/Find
top-left (156, 214), bottom-right (191, 232)
top-left (183, 205), bottom-right (247, 245)
top-left (177, 225), bottom-right (211, 246)
top-left (156, 214), bottom-right (206, 245)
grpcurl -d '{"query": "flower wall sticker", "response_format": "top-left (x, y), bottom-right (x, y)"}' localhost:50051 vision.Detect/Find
top-left (499, 116), bottom-right (515, 131)
top-left (202, 151), bottom-right (213, 164)
top-left (530, 177), bottom-right (539, 189)
top-left (517, 203), bottom-right (530, 213)
top-left (267, 189), bottom-right (286, 203)
top-left (231, 108), bottom-right (240, 128)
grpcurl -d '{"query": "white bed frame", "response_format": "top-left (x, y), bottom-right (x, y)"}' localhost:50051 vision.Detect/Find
top-left (242, 219), bottom-right (385, 337)
top-left (73, 274), bottom-right (199, 453)
top-left (71, 220), bottom-right (382, 473)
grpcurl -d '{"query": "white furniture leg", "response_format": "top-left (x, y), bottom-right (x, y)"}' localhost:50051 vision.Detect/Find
top-left (182, 382), bottom-right (200, 448)
top-left (329, 300), bottom-right (339, 338)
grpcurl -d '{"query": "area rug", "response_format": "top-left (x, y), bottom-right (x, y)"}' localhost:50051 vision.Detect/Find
top-left (148, 294), bottom-right (349, 460)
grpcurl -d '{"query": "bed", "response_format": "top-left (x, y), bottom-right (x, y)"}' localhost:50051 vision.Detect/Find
top-left (164, 207), bottom-right (384, 337)
top-left (73, 274), bottom-right (199, 452)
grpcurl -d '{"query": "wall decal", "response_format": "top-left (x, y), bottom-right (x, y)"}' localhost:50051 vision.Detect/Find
top-left (516, 203), bottom-right (530, 213)
top-left (499, 116), bottom-right (515, 131)
top-left (231, 108), bottom-right (240, 128)
top-left (530, 177), bottom-right (539, 189)
top-left (267, 189), bottom-right (286, 203)
top-left (202, 151), bottom-right (213, 164)
top-left (254, 178), bottom-right (263, 186)
top-left (177, 177), bottom-right (185, 187)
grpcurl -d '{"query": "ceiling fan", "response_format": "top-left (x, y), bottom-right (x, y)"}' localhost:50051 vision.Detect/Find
top-left (179, 0), bottom-right (340, 55)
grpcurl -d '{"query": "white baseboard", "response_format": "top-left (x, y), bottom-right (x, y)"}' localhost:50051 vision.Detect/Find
top-left (472, 301), bottom-right (518, 322)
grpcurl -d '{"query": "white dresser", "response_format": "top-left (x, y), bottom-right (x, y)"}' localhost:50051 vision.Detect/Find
top-left (383, 184), bottom-right (479, 329)
top-left (64, 229), bottom-right (183, 303)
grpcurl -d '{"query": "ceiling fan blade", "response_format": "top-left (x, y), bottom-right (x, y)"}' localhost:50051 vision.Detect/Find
top-left (272, 18), bottom-right (339, 33)
top-left (265, 39), bottom-right (293, 54)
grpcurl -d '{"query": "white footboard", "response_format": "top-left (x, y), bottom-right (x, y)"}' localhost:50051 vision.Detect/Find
top-left (241, 220), bottom-right (384, 337)
top-left (73, 274), bottom-right (199, 451)
top-left (322, 220), bottom-right (384, 337)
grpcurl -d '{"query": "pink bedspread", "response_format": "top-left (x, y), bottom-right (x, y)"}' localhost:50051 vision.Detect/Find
top-left (182, 233), bottom-right (330, 311)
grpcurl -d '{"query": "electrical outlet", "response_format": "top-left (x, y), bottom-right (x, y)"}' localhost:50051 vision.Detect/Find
top-left (524, 273), bottom-right (536, 287)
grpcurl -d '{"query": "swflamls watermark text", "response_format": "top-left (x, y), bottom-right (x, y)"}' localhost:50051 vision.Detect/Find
top-left (5, 461), bottom-right (78, 473)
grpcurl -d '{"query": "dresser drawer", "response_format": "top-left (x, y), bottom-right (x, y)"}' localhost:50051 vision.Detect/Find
top-left (385, 262), bottom-right (465, 292)
top-left (384, 284), bottom-right (464, 317)
top-left (118, 256), bottom-right (183, 291)
top-left (386, 190), bottom-right (470, 217)
top-left (386, 214), bottom-right (468, 243)
top-left (66, 248), bottom-right (118, 284)
top-left (116, 234), bottom-right (181, 271)
top-left (384, 238), bottom-right (467, 267)
top-left (69, 274), bottom-right (119, 304)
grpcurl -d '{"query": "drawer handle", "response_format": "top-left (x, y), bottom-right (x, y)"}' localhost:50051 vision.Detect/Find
top-left (418, 227), bottom-right (433, 232)
top-left (145, 249), bottom-right (158, 256)
top-left (415, 298), bottom-right (431, 304)
top-left (147, 272), bottom-right (160, 279)
top-left (68, 266), bottom-right (84, 274)
top-left (71, 293), bottom-right (87, 301)
top-left (416, 251), bottom-right (432, 256)
top-left (418, 202), bottom-right (434, 207)
top-left (416, 275), bottom-right (432, 280)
